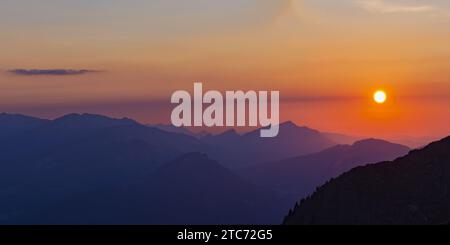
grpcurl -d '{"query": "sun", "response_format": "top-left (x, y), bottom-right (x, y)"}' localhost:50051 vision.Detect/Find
top-left (373, 90), bottom-right (387, 104)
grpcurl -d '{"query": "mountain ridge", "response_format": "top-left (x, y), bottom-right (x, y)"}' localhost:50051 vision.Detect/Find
top-left (283, 136), bottom-right (450, 225)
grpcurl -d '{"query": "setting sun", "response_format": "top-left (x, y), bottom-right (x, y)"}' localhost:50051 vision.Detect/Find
top-left (374, 90), bottom-right (387, 104)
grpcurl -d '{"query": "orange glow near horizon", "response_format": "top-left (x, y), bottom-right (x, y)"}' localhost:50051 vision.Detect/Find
top-left (0, 0), bottom-right (449, 146)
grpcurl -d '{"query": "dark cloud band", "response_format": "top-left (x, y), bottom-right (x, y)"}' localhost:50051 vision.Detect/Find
top-left (8, 69), bottom-right (100, 76)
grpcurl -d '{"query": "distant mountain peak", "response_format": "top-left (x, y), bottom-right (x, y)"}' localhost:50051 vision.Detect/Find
top-left (279, 122), bottom-right (321, 134)
top-left (352, 138), bottom-right (409, 151)
top-left (54, 113), bottom-right (93, 122)
top-left (280, 121), bottom-right (298, 127)
top-left (243, 121), bottom-right (318, 138)
top-left (56, 113), bottom-right (101, 120)
top-left (0, 113), bottom-right (44, 120)
top-left (354, 138), bottom-right (390, 145)
top-left (54, 113), bottom-right (138, 125)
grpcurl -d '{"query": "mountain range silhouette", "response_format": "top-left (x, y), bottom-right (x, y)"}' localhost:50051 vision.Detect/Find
top-left (0, 112), bottom-right (446, 225)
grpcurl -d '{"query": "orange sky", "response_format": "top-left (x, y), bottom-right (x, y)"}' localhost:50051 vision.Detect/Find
top-left (0, 0), bottom-right (449, 145)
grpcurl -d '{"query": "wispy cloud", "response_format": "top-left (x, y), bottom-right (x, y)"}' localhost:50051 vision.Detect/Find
top-left (7, 69), bottom-right (101, 76)
top-left (357, 0), bottom-right (435, 14)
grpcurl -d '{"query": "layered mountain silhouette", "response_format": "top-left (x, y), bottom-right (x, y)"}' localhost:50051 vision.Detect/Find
top-left (0, 113), bottom-right (282, 224)
top-left (0, 112), bottom-right (431, 225)
top-left (202, 121), bottom-right (337, 169)
top-left (283, 136), bottom-right (450, 225)
top-left (0, 113), bottom-right (206, 187)
top-left (240, 139), bottom-right (410, 219)
top-left (0, 113), bottom-right (210, 223)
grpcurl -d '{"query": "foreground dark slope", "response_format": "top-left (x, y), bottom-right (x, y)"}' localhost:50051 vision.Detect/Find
top-left (284, 136), bottom-right (450, 225)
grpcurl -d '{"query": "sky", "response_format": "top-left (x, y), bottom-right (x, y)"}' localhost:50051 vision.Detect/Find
top-left (1, 0), bottom-right (450, 145)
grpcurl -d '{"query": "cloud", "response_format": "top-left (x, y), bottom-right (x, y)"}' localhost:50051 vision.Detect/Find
top-left (7, 69), bottom-right (101, 76)
top-left (357, 0), bottom-right (435, 14)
